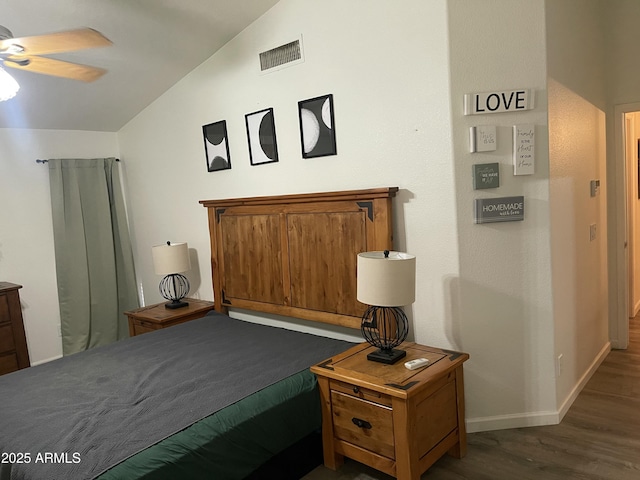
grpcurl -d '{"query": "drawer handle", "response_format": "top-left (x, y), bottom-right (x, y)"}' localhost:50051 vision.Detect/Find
top-left (353, 386), bottom-right (360, 394)
top-left (351, 417), bottom-right (372, 429)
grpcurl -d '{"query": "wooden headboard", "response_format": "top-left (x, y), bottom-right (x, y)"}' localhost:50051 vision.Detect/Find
top-left (199, 187), bottom-right (398, 330)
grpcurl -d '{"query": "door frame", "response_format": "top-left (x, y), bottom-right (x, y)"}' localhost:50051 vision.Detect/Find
top-left (611, 102), bottom-right (640, 349)
top-left (626, 114), bottom-right (639, 318)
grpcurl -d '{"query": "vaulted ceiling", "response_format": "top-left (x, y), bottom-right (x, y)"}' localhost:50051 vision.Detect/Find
top-left (0, 0), bottom-right (279, 132)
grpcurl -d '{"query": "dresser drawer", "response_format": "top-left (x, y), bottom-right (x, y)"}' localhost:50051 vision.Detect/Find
top-left (331, 390), bottom-right (395, 459)
top-left (0, 323), bottom-right (15, 354)
top-left (0, 283), bottom-right (30, 375)
top-left (0, 353), bottom-right (18, 375)
top-left (0, 295), bottom-right (9, 322)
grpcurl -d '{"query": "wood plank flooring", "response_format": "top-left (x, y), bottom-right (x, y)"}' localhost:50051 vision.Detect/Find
top-left (303, 319), bottom-right (640, 480)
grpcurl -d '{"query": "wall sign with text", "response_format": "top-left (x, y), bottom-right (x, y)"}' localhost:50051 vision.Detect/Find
top-left (464, 89), bottom-right (535, 115)
top-left (473, 163), bottom-right (500, 190)
top-left (469, 125), bottom-right (497, 153)
top-left (475, 196), bottom-right (525, 224)
top-left (513, 124), bottom-right (535, 175)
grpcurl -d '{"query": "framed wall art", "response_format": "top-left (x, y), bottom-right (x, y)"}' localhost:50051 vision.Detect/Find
top-left (473, 162), bottom-right (500, 189)
top-left (298, 94), bottom-right (336, 158)
top-left (202, 120), bottom-right (231, 172)
top-left (245, 108), bottom-right (279, 166)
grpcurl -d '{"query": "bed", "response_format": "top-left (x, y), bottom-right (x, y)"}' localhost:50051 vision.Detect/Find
top-left (0, 187), bottom-right (397, 480)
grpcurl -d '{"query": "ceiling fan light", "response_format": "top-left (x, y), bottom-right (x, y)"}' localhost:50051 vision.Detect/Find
top-left (7, 44), bottom-right (24, 55)
top-left (0, 66), bottom-right (19, 101)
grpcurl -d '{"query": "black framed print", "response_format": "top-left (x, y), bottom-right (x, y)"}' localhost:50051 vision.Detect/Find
top-left (245, 108), bottom-right (279, 166)
top-left (298, 94), bottom-right (336, 158)
top-left (202, 120), bottom-right (231, 172)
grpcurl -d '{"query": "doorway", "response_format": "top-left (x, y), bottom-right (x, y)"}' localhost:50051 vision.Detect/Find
top-left (613, 102), bottom-right (640, 350)
top-left (625, 112), bottom-right (640, 319)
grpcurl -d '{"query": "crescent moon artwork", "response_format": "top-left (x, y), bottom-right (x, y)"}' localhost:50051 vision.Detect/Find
top-left (202, 120), bottom-right (231, 172)
top-left (298, 94), bottom-right (336, 159)
top-left (245, 108), bottom-right (279, 166)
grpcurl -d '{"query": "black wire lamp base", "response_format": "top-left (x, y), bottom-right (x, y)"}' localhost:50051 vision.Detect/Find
top-left (164, 298), bottom-right (189, 309)
top-left (159, 273), bottom-right (190, 309)
top-left (366, 346), bottom-right (407, 364)
top-left (361, 305), bottom-right (409, 364)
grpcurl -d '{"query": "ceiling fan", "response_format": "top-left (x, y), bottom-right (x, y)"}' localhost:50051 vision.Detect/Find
top-left (0, 26), bottom-right (112, 83)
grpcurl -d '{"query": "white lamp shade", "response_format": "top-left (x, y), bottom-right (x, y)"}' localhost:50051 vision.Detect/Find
top-left (152, 242), bottom-right (191, 275)
top-left (357, 251), bottom-right (416, 306)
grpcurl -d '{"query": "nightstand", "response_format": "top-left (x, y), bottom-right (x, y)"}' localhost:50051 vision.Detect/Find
top-left (310, 342), bottom-right (469, 480)
top-left (125, 298), bottom-right (216, 336)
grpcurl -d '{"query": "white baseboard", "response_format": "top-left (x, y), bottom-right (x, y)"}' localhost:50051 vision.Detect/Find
top-left (466, 410), bottom-right (560, 433)
top-left (556, 341), bottom-right (610, 422)
top-left (30, 354), bottom-right (63, 366)
top-left (467, 341), bottom-right (611, 433)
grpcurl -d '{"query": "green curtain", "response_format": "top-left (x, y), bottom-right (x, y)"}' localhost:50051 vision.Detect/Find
top-left (48, 158), bottom-right (139, 355)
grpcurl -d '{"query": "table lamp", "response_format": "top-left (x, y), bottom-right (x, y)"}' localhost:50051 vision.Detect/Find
top-left (357, 250), bottom-right (416, 364)
top-left (152, 241), bottom-right (191, 309)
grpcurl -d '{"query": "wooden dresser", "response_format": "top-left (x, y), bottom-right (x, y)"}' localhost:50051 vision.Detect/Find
top-left (0, 282), bottom-right (30, 375)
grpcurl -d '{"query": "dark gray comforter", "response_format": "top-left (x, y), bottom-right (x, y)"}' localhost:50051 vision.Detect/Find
top-left (0, 312), bottom-right (352, 480)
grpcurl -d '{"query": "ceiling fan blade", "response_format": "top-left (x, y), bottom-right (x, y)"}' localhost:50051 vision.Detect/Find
top-left (5, 56), bottom-right (106, 82)
top-left (1, 28), bottom-right (111, 56)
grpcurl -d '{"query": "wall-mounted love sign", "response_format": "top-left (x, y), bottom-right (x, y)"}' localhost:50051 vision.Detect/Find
top-left (464, 89), bottom-right (535, 115)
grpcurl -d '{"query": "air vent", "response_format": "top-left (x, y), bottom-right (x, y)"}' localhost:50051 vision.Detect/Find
top-left (259, 37), bottom-right (304, 73)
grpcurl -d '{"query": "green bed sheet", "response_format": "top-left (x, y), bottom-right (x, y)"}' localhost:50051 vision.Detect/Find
top-left (97, 368), bottom-right (321, 480)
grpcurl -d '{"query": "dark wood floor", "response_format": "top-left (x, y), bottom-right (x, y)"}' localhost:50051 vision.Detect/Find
top-left (304, 319), bottom-right (640, 480)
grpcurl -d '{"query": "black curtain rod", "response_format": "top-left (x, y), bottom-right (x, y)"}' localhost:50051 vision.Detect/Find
top-left (36, 158), bottom-right (120, 164)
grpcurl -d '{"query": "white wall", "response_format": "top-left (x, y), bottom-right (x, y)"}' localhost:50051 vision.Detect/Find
top-left (6, 0), bottom-right (623, 432)
top-left (603, 0), bottom-right (640, 348)
top-left (118, 0), bottom-right (460, 346)
top-left (447, 0), bottom-right (556, 430)
top-left (119, 0), bottom-right (568, 431)
top-left (546, 0), bottom-right (610, 416)
top-left (603, 0), bottom-right (640, 106)
top-left (0, 128), bottom-right (119, 364)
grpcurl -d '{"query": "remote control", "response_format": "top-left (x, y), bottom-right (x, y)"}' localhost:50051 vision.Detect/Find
top-left (404, 358), bottom-right (429, 370)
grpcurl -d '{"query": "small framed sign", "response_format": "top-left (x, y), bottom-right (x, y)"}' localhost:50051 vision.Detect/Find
top-left (469, 125), bottom-right (497, 153)
top-left (464, 89), bottom-right (535, 115)
top-left (513, 124), bottom-right (535, 175)
top-left (475, 196), bottom-right (524, 224)
top-left (473, 163), bottom-right (500, 189)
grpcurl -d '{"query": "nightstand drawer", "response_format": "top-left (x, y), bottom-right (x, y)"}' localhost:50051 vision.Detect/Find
top-left (131, 317), bottom-right (193, 335)
top-left (331, 390), bottom-right (395, 459)
top-left (330, 379), bottom-right (392, 407)
top-left (132, 320), bottom-right (158, 336)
